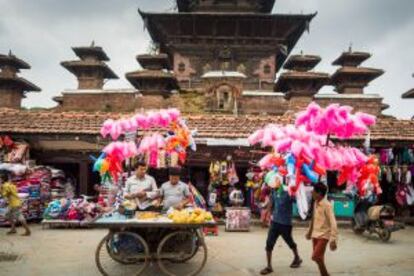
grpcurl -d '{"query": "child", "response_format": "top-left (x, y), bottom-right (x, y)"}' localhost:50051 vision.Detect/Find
top-left (306, 182), bottom-right (338, 276)
top-left (0, 172), bottom-right (31, 236)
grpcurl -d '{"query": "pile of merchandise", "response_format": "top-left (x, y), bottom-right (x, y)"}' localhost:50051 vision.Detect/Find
top-left (207, 159), bottom-right (239, 213)
top-left (0, 165), bottom-right (74, 225)
top-left (245, 166), bottom-right (265, 215)
top-left (0, 135), bottom-right (29, 163)
top-left (225, 208), bottom-right (251, 232)
top-left (43, 198), bottom-right (100, 222)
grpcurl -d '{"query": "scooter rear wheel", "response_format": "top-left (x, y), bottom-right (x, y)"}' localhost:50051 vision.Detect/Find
top-left (379, 229), bottom-right (391, 242)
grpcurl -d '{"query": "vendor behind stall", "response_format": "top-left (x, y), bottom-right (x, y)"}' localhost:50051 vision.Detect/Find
top-left (124, 161), bottom-right (158, 211)
top-left (159, 167), bottom-right (191, 211)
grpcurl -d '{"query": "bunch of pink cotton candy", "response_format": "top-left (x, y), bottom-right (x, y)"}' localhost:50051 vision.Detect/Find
top-left (100, 108), bottom-right (181, 140)
top-left (102, 141), bottom-right (138, 161)
top-left (137, 133), bottom-right (166, 155)
top-left (295, 102), bottom-right (376, 139)
top-left (316, 146), bottom-right (368, 171)
top-left (248, 124), bottom-right (326, 157)
top-left (248, 121), bottom-right (370, 175)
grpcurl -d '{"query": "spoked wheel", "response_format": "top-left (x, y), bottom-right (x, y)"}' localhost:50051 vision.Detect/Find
top-left (95, 231), bottom-right (149, 276)
top-left (379, 228), bottom-right (391, 242)
top-left (157, 230), bottom-right (207, 276)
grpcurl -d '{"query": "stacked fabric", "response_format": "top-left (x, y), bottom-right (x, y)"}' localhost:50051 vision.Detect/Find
top-left (43, 198), bottom-right (101, 222)
top-left (0, 197), bottom-right (8, 225)
top-left (0, 165), bottom-right (74, 225)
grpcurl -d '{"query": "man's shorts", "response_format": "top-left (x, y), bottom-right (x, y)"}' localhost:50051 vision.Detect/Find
top-left (266, 222), bottom-right (297, 251)
top-left (6, 207), bottom-right (25, 222)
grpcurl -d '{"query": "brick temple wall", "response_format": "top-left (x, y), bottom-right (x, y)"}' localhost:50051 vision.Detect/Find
top-left (58, 93), bottom-right (139, 112)
top-left (239, 95), bottom-right (287, 115)
top-left (315, 97), bottom-right (383, 116)
top-left (0, 90), bottom-right (22, 109)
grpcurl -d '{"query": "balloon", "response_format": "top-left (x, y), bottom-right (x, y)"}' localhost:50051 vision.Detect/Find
top-left (302, 163), bottom-right (318, 183)
top-left (312, 162), bottom-right (326, 176)
top-left (285, 153), bottom-right (296, 176)
top-left (264, 170), bottom-right (278, 187)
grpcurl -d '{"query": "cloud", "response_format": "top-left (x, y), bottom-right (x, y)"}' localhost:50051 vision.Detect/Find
top-left (1, 0), bottom-right (413, 118)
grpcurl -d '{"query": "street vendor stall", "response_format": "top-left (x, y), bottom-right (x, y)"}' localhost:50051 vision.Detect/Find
top-left (89, 209), bottom-right (215, 276)
top-left (85, 108), bottom-right (215, 275)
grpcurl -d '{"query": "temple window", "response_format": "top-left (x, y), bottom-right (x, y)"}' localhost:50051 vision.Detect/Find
top-left (178, 62), bottom-right (186, 73)
top-left (217, 86), bottom-right (232, 110)
top-left (264, 64), bottom-right (271, 74)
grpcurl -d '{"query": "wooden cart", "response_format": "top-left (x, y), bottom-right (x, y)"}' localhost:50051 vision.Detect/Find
top-left (88, 213), bottom-right (216, 276)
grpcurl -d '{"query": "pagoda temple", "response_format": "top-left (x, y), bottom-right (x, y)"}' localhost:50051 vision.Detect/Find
top-left (55, 43), bottom-right (141, 112)
top-left (2, 1), bottom-right (413, 196)
top-left (275, 52), bottom-right (330, 111)
top-left (139, 0), bottom-right (315, 91)
top-left (0, 51), bottom-right (40, 109)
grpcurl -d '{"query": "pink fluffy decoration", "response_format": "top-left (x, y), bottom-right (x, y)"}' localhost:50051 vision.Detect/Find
top-left (137, 133), bottom-right (166, 155)
top-left (100, 108), bottom-right (182, 140)
top-left (103, 141), bottom-right (138, 161)
top-left (295, 102), bottom-right (376, 139)
top-left (248, 102), bottom-right (374, 174)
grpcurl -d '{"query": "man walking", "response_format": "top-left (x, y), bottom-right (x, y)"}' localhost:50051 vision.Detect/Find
top-left (260, 174), bottom-right (302, 275)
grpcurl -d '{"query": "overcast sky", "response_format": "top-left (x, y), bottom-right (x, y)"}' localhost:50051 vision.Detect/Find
top-left (0, 0), bottom-right (413, 118)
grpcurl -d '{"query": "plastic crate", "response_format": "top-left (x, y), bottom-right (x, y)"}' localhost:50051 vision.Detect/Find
top-left (328, 193), bottom-right (355, 218)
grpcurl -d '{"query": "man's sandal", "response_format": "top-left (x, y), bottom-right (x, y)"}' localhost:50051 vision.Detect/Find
top-left (260, 267), bottom-right (274, 275)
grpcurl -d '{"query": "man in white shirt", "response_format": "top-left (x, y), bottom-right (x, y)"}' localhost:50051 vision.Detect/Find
top-left (124, 161), bottom-right (158, 210)
top-left (159, 167), bottom-right (191, 211)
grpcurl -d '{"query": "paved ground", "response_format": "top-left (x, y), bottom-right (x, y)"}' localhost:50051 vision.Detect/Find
top-left (1, 224), bottom-right (413, 276)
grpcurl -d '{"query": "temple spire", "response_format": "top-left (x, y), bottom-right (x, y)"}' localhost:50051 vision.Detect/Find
top-left (61, 43), bottom-right (118, 90)
top-left (0, 52), bottom-right (40, 109)
top-left (331, 49), bottom-right (383, 94)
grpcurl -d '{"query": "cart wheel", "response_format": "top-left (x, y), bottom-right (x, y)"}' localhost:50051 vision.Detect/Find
top-left (95, 231), bottom-right (149, 276)
top-left (157, 230), bottom-right (207, 276)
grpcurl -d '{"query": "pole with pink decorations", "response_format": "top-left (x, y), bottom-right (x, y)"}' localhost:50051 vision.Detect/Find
top-left (248, 102), bottom-right (380, 218)
top-left (91, 108), bottom-right (197, 185)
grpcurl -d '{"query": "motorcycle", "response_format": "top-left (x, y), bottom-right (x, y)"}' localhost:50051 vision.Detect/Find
top-left (352, 198), bottom-right (404, 242)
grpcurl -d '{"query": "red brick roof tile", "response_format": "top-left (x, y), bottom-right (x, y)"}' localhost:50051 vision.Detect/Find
top-left (0, 108), bottom-right (413, 141)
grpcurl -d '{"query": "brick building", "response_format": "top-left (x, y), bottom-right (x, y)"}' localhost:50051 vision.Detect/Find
top-left (0, 0), bottom-right (413, 195)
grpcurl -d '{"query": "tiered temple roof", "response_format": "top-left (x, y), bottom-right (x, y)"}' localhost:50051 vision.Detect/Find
top-left (125, 54), bottom-right (178, 96)
top-left (139, 10), bottom-right (316, 74)
top-left (61, 43), bottom-right (118, 89)
top-left (402, 88), bottom-right (414, 99)
top-left (274, 53), bottom-right (329, 98)
top-left (0, 51), bottom-right (40, 108)
top-left (331, 49), bottom-right (384, 94)
top-left (176, 0), bottom-right (276, 13)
